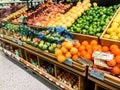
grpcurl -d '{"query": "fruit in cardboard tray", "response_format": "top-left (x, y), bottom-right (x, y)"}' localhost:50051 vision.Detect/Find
top-left (69, 4), bottom-right (120, 36)
top-left (103, 9), bottom-right (120, 40)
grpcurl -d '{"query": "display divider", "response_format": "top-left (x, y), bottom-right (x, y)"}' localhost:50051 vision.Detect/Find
top-left (100, 7), bottom-right (120, 47)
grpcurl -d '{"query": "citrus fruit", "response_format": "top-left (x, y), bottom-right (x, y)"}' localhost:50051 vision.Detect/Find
top-left (57, 55), bottom-right (66, 63)
top-left (70, 47), bottom-right (78, 55)
top-left (55, 49), bottom-right (62, 57)
top-left (107, 59), bottom-right (116, 67)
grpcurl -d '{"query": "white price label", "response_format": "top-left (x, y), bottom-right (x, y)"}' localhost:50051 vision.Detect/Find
top-left (0, 47), bottom-right (2, 50)
top-left (60, 85), bottom-right (64, 88)
top-left (6, 50), bottom-right (11, 56)
top-left (34, 68), bottom-right (36, 71)
top-left (94, 58), bottom-right (110, 68)
top-left (16, 56), bottom-right (20, 61)
top-left (39, 72), bottom-right (42, 75)
top-left (56, 82), bottom-right (60, 86)
top-left (45, 75), bottom-right (48, 78)
top-left (92, 51), bottom-right (114, 61)
top-left (4, 49), bottom-right (7, 53)
top-left (0, 34), bottom-right (3, 38)
top-left (49, 78), bottom-right (53, 81)
top-left (27, 64), bottom-right (29, 66)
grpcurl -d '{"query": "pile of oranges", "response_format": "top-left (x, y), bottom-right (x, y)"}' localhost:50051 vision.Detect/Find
top-left (55, 40), bottom-right (120, 75)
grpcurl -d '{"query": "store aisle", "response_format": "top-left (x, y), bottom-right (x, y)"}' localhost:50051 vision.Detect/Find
top-left (0, 51), bottom-right (58, 90)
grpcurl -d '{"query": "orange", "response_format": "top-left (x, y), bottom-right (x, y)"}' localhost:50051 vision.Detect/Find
top-left (82, 41), bottom-right (89, 46)
top-left (107, 59), bottom-right (116, 67)
top-left (55, 49), bottom-right (62, 57)
top-left (102, 46), bottom-right (109, 52)
top-left (57, 55), bottom-right (66, 63)
top-left (72, 55), bottom-right (78, 61)
top-left (86, 45), bottom-right (92, 50)
top-left (65, 52), bottom-right (72, 58)
top-left (92, 45), bottom-right (99, 51)
top-left (115, 55), bottom-right (120, 64)
top-left (75, 42), bottom-right (81, 48)
top-left (62, 41), bottom-right (67, 47)
top-left (110, 44), bottom-right (119, 51)
top-left (90, 40), bottom-right (98, 46)
top-left (116, 64), bottom-right (120, 67)
top-left (111, 48), bottom-right (120, 55)
top-left (70, 47), bottom-right (78, 55)
top-left (83, 53), bottom-right (92, 60)
top-left (80, 51), bottom-right (87, 57)
top-left (61, 47), bottom-right (68, 54)
top-left (112, 66), bottom-right (120, 75)
top-left (79, 45), bottom-right (85, 51)
top-left (64, 41), bottom-right (73, 49)
top-left (98, 45), bottom-right (102, 49)
top-left (87, 49), bottom-right (93, 54)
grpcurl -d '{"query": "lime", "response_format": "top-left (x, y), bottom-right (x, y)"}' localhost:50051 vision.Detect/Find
top-left (96, 33), bottom-right (101, 37)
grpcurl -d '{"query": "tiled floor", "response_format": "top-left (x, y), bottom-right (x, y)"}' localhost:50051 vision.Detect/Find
top-left (0, 51), bottom-right (58, 90)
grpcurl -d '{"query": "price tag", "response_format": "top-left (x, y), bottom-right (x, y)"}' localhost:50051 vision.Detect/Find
top-left (92, 51), bottom-right (113, 61)
top-left (56, 82), bottom-right (60, 86)
top-left (0, 47), bottom-right (2, 50)
top-left (60, 85), bottom-right (64, 88)
top-left (27, 64), bottom-right (29, 66)
top-left (16, 56), bottom-right (20, 61)
top-left (12, 37), bottom-right (16, 42)
top-left (49, 78), bottom-right (53, 81)
top-left (34, 68), bottom-right (36, 71)
top-left (18, 40), bottom-right (22, 45)
top-left (94, 58), bottom-right (111, 68)
top-left (6, 50), bottom-right (11, 56)
top-left (90, 69), bottom-right (104, 80)
top-left (64, 58), bottom-right (72, 66)
top-left (39, 72), bottom-right (42, 75)
top-left (4, 49), bottom-right (7, 53)
top-left (45, 75), bottom-right (48, 78)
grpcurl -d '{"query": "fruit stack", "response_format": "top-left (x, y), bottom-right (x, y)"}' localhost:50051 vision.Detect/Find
top-left (48, 0), bottom-right (91, 28)
top-left (57, 71), bottom-right (78, 89)
top-left (69, 4), bottom-right (120, 37)
top-left (55, 39), bottom-right (120, 75)
top-left (103, 8), bottom-right (120, 40)
top-left (27, 2), bottom-right (72, 27)
top-left (2, 6), bottom-right (27, 21)
top-left (11, 2), bottom-right (52, 24)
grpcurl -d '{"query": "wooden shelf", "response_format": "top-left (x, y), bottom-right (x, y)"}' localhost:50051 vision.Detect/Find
top-left (88, 68), bottom-right (120, 90)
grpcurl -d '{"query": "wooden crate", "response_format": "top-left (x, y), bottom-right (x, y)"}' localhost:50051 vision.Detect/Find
top-left (72, 33), bottom-right (99, 43)
top-left (23, 42), bottom-right (87, 77)
top-left (100, 7), bottom-right (120, 46)
top-left (88, 68), bottom-right (120, 90)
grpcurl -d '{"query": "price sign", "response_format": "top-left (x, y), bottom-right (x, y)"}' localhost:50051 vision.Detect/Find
top-left (39, 72), bottom-right (42, 75)
top-left (6, 50), bottom-right (11, 56)
top-left (64, 58), bottom-right (72, 66)
top-left (0, 47), bottom-right (2, 50)
top-left (56, 82), bottom-right (60, 86)
top-left (0, 34), bottom-right (3, 38)
top-left (49, 78), bottom-right (52, 81)
top-left (18, 40), bottom-right (22, 45)
top-left (92, 51), bottom-right (114, 61)
top-left (16, 56), bottom-right (20, 61)
top-left (12, 37), bottom-right (16, 42)
top-left (90, 69), bottom-right (104, 80)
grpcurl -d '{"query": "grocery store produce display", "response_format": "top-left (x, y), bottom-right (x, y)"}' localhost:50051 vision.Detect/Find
top-left (68, 4), bottom-right (120, 37)
top-left (47, 0), bottom-right (91, 28)
top-left (0, 0), bottom-right (120, 90)
top-left (103, 8), bottom-right (120, 40)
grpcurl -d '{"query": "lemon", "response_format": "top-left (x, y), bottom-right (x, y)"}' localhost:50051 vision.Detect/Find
top-left (106, 28), bottom-right (114, 34)
top-left (110, 32), bottom-right (117, 36)
top-left (103, 34), bottom-right (110, 39)
top-left (111, 35), bottom-right (119, 40)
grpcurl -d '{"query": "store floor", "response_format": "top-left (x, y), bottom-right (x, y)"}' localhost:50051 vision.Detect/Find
top-left (0, 51), bottom-right (58, 90)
